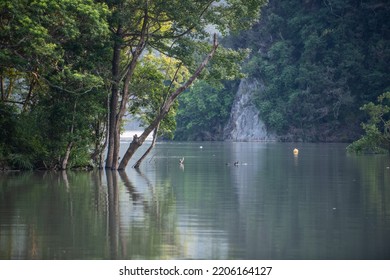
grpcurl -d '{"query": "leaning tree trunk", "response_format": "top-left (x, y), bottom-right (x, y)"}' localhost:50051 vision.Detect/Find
top-left (133, 124), bottom-right (159, 169)
top-left (61, 141), bottom-right (73, 170)
top-left (118, 34), bottom-right (219, 170)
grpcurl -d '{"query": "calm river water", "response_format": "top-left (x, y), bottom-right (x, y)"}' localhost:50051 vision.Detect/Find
top-left (1, 142), bottom-right (389, 259)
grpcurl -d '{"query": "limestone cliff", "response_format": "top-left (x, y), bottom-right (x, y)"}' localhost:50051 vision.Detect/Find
top-left (223, 78), bottom-right (275, 141)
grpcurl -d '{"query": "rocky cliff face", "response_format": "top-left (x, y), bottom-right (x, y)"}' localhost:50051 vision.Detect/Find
top-left (224, 78), bottom-right (276, 141)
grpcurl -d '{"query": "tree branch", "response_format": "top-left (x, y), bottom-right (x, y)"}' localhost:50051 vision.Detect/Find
top-left (118, 34), bottom-right (219, 170)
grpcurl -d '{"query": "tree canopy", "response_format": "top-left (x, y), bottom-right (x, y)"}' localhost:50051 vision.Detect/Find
top-left (1, 0), bottom-right (268, 170)
top-left (101, 0), bottom-right (267, 169)
top-left (1, 0), bottom-right (110, 170)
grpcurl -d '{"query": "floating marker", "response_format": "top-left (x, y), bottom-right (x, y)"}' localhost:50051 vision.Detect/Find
top-left (293, 148), bottom-right (299, 155)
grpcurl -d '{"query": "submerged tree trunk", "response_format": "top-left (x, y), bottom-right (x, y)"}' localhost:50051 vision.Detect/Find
top-left (91, 119), bottom-right (107, 169)
top-left (106, 170), bottom-right (120, 258)
top-left (133, 124), bottom-right (159, 169)
top-left (106, 10), bottom-right (149, 170)
top-left (105, 27), bottom-right (122, 169)
top-left (118, 34), bottom-right (219, 170)
top-left (61, 101), bottom-right (77, 170)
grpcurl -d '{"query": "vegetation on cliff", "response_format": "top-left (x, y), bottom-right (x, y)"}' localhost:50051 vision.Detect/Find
top-left (176, 0), bottom-right (390, 142)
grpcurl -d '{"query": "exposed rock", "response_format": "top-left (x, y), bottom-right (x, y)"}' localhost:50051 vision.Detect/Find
top-left (224, 78), bottom-right (276, 141)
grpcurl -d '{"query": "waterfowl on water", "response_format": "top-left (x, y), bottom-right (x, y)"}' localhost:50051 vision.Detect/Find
top-left (293, 148), bottom-right (299, 155)
top-left (225, 161), bottom-right (240, 166)
top-left (179, 157), bottom-right (184, 164)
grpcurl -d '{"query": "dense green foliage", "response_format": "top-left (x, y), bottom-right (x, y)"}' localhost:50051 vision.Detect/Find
top-left (129, 54), bottom-right (191, 139)
top-left (3, 0), bottom-right (388, 170)
top-left (176, 0), bottom-right (390, 142)
top-left (347, 92), bottom-right (390, 153)
top-left (1, 0), bottom-right (110, 169)
top-left (175, 44), bottom-right (249, 141)
top-left (104, 0), bottom-right (266, 169)
top-left (229, 0), bottom-right (390, 141)
top-left (175, 80), bottom-right (239, 140)
top-left (1, 0), bottom-right (267, 169)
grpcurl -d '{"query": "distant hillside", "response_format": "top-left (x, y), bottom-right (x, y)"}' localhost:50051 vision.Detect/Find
top-left (176, 0), bottom-right (390, 142)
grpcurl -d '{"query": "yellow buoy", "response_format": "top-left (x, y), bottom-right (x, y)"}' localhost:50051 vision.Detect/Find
top-left (293, 148), bottom-right (299, 155)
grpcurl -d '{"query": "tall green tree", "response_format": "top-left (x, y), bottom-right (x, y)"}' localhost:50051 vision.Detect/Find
top-left (128, 53), bottom-right (190, 168)
top-left (101, 0), bottom-right (267, 170)
top-left (0, 0), bottom-right (110, 169)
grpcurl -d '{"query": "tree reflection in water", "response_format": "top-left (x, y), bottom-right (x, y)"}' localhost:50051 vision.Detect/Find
top-left (0, 169), bottom-right (178, 259)
top-left (1, 143), bottom-right (390, 259)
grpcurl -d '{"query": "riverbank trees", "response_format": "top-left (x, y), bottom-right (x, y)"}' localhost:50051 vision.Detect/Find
top-left (1, 0), bottom-right (267, 170)
top-left (347, 92), bottom-right (390, 154)
top-left (103, 0), bottom-right (267, 169)
top-left (0, 0), bottom-right (110, 170)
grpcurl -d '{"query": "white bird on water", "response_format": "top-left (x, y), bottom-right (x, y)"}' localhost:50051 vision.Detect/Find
top-left (179, 157), bottom-right (184, 164)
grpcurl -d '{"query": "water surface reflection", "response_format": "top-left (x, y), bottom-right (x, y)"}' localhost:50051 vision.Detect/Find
top-left (0, 143), bottom-right (389, 259)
